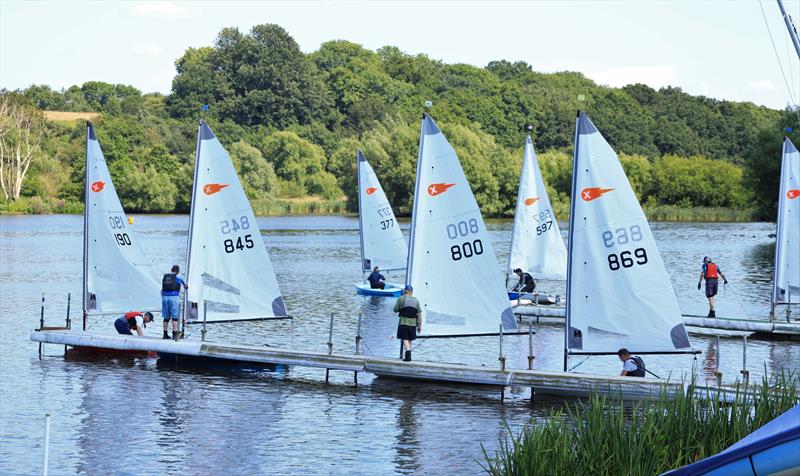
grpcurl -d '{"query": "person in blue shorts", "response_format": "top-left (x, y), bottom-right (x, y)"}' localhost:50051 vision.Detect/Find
top-left (161, 264), bottom-right (187, 340)
top-left (114, 311), bottom-right (154, 336)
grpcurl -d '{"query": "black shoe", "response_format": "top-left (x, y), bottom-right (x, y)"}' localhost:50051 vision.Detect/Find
top-left (173, 332), bottom-right (180, 341)
top-left (404, 351), bottom-right (411, 362)
top-left (162, 332), bottom-right (170, 339)
top-left (710, 310), bottom-right (716, 318)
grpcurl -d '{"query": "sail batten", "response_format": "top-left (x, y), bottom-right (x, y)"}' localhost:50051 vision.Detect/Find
top-left (357, 151), bottom-right (407, 273)
top-left (773, 137), bottom-right (800, 305)
top-left (407, 114), bottom-right (516, 337)
top-left (507, 134), bottom-right (567, 280)
top-left (185, 121), bottom-right (287, 322)
top-left (565, 112), bottom-right (691, 354)
top-left (84, 122), bottom-right (160, 314)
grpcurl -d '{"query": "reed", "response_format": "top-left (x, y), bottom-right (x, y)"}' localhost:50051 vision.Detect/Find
top-left (643, 205), bottom-right (760, 223)
top-left (482, 371), bottom-right (799, 476)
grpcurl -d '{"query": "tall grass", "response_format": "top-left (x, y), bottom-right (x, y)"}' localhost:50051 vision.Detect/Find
top-left (643, 205), bottom-right (760, 222)
top-left (482, 372), bottom-right (799, 476)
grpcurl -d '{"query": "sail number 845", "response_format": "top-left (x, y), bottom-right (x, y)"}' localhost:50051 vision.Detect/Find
top-left (220, 216), bottom-right (254, 254)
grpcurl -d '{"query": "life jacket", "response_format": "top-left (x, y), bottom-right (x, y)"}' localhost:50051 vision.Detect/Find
top-left (162, 273), bottom-right (181, 292)
top-left (627, 357), bottom-right (646, 377)
top-left (119, 312), bottom-right (141, 329)
top-left (705, 263), bottom-right (719, 279)
top-left (398, 296), bottom-right (420, 319)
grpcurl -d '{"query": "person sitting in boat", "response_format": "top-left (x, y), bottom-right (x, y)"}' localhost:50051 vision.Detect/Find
top-left (512, 268), bottom-right (536, 293)
top-left (394, 285), bottom-right (422, 362)
top-left (162, 264), bottom-right (188, 340)
top-left (617, 348), bottom-right (646, 377)
top-left (697, 256), bottom-right (728, 318)
top-left (367, 266), bottom-right (386, 290)
top-left (114, 311), bottom-right (154, 336)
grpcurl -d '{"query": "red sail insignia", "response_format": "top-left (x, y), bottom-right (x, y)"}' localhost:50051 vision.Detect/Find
top-left (581, 187), bottom-right (615, 202)
top-left (787, 189), bottom-right (800, 200)
top-left (90, 181), bottom-right (105, 193)
top-left (524, 196), bottom-right (540, 206)
top-left (366, 187), bottom-right (378, 195)
top-left (427, 183), bottom-right (456, 196)
top-left (203, 183), bottom-right (229, 196)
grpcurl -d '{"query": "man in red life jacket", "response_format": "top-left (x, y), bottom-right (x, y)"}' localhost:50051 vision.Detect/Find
top-left (114, 312), bottom-right (154, 336)
top-left (697, 257), bottom-right (728, 317)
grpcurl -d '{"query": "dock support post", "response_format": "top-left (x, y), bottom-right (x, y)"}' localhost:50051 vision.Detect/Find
top-left (326, 313), bottom-right (334, 384)
top-left (527, 322), bottom-right (534, 370)
top-left (43, 413), bottom-right (50, 476)
top-left (201, 301), bottom-right (208, 342)
top-left (65, 293), bottom-right (71, 330)
top-left (714, 336), bottom-right (722, 386)
top-left (354, 312), bottom-right (362, 386)
top-left (740, 335), bottom-right (749, 387)
top-left (499, 324), bottom-right (506, 403)
top-left (38, 293), bottom-right (45, 357)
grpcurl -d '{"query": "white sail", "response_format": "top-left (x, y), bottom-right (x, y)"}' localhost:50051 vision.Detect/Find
top-left (773, 137), bottom-right (800, 304)
top-left (84, 122), bottom-right (160, 314)
top-left (407, 114), bottom-right (516, 336)
top-left (565, 112), bottom-right (691, 354)
top-left (507, 134), bottom-right (567, 280)
top-left (357, 151), bottom-right (407, 272)
top-left (185, 121), bottom-right (287, 322)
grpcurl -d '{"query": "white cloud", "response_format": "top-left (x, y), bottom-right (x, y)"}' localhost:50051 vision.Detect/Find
top-left (128, 2), bottom-right (197, 20)
top-left (587, 65), bottom-right (677, 90)
top-left (130, 43), bottom-right (163, 56)
top-left (748, 79), bottom-right (775, 91)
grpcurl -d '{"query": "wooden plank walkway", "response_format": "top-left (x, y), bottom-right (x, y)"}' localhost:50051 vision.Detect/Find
top-left (31, 329), bottom-right (754, 401)
top-left (512, 307), bottom-right (800, 337)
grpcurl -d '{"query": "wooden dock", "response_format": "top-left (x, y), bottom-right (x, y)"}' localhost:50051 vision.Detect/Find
top-left (513, 307), bottom-right (800, 337)
top-left (31, 329), bottom-right (750, 401)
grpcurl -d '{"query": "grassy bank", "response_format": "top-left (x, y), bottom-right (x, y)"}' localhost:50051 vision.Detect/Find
top-left (643, 205), bottom-right (760, 223)
top-left (482, 372), bottom-right (799, 476)
top-left (0, 196), bottom-right (347, 216)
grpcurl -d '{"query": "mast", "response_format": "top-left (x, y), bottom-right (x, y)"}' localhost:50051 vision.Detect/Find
top-left (183, 120), bottom-right (204, 322)
top-left (405, 113), bottom-right (427, 287)
top-left (82, 122), bottom-right (91, 330)
top-left (777, 0), bottom-right (800, 60)
top-left (563, 111), bottom-right (581, 371)
top-left (505, 128), bottom-right (531, 288)
top-left (356, 151), bottom-right (367, 280)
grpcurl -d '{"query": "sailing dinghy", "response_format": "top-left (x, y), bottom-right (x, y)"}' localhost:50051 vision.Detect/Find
top-left (407, 114), bottom-right (517, 337)
top-left (564, 112), bottom-right (692, 368)
top-left (82, 122), bottom-right (160, 326)
top-left (507, 131), bottom-right (567, 304)
top-left (354, 151), bottom-right (407, 297)
top-left (771, 137), bottom-right (799, 319)
top-left (184, 121), bottom-right (288, 323)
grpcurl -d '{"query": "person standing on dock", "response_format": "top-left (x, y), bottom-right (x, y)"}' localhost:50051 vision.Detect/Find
top-left (617, 349), bottom-right (646, 377)
top-left (394, 285), bottom-right (422, 362)
top-left (114, 312), bottom-right (154, 336)
top-left (161, 264), bottom-right (187, 340)
top-left (368, 266), bottom-right (386, 290)
top-left (697, 256), bottom-right (728, 318)
top-left (512, 268), bottom-right (536, 293)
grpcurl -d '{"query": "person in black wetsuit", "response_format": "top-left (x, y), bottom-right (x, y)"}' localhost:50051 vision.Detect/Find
top-left (512, 268), bottom-right (536, 293)
top-left (367, 266), bottom-right (386, 289)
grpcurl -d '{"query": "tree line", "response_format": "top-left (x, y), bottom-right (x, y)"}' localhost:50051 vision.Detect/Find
top-left (2, 23), bottom-right (798, 219)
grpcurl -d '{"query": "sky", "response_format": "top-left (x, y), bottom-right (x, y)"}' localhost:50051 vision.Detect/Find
top-left (1, 0), bottom-right (799, 110)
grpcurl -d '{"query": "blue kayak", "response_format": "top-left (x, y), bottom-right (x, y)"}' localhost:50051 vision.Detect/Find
top-left (355, 282), bottom-right (403, 297)
top-left (663, 404), bottom-right (799, 475)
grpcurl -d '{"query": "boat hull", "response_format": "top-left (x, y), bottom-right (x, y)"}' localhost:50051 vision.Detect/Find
top-left (355, 282), bottom-right (403, 297)
top-left (507, 292), bottom-right (559, 305)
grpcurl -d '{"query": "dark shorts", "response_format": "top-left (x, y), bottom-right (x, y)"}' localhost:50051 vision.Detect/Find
top-left (114, 319), bottom-right (133, 335)
top-left (706, 279), bottom-right (719, 298)
top-left (397, 324), bottom-right (417, 341)
top-left (370, 282), bottom-right (385, 289)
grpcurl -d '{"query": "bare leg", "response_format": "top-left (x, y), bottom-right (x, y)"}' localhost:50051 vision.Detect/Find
top-left (709, 296), bottom-right (716, 311)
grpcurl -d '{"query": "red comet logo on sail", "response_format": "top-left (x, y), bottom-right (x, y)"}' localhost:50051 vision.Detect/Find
top-left (581, 187), bottom-right (615, 201)
top-left (524, 197), bottom-right (540, 206)
top-left (90, 181), bottom-right (105, 192)
top-left (203, 183), bottom-right (229, 195)
top-left (366, 187), bottom-right (378, 195)
top-left (427, 183), bottom-right (455, 196)
top-left (787, 189), bottom-right (800, 199)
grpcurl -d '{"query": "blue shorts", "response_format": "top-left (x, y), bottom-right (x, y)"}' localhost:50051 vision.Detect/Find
top-left (162, 295), bottom-right (180, 320)
top-left (114, 318), bottom-right (133, 335)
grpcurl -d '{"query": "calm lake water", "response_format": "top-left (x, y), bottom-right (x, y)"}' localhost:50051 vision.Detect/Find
top-left (1, 215), bottom-right (798, 475)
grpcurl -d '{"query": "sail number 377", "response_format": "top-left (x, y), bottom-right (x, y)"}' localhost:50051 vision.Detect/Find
top-left (219, 216), bottom-right (254, 254)
top-left (601, 225), bottom-right (648, 271)
top-left (446, 218), bottom-right (483, 261)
